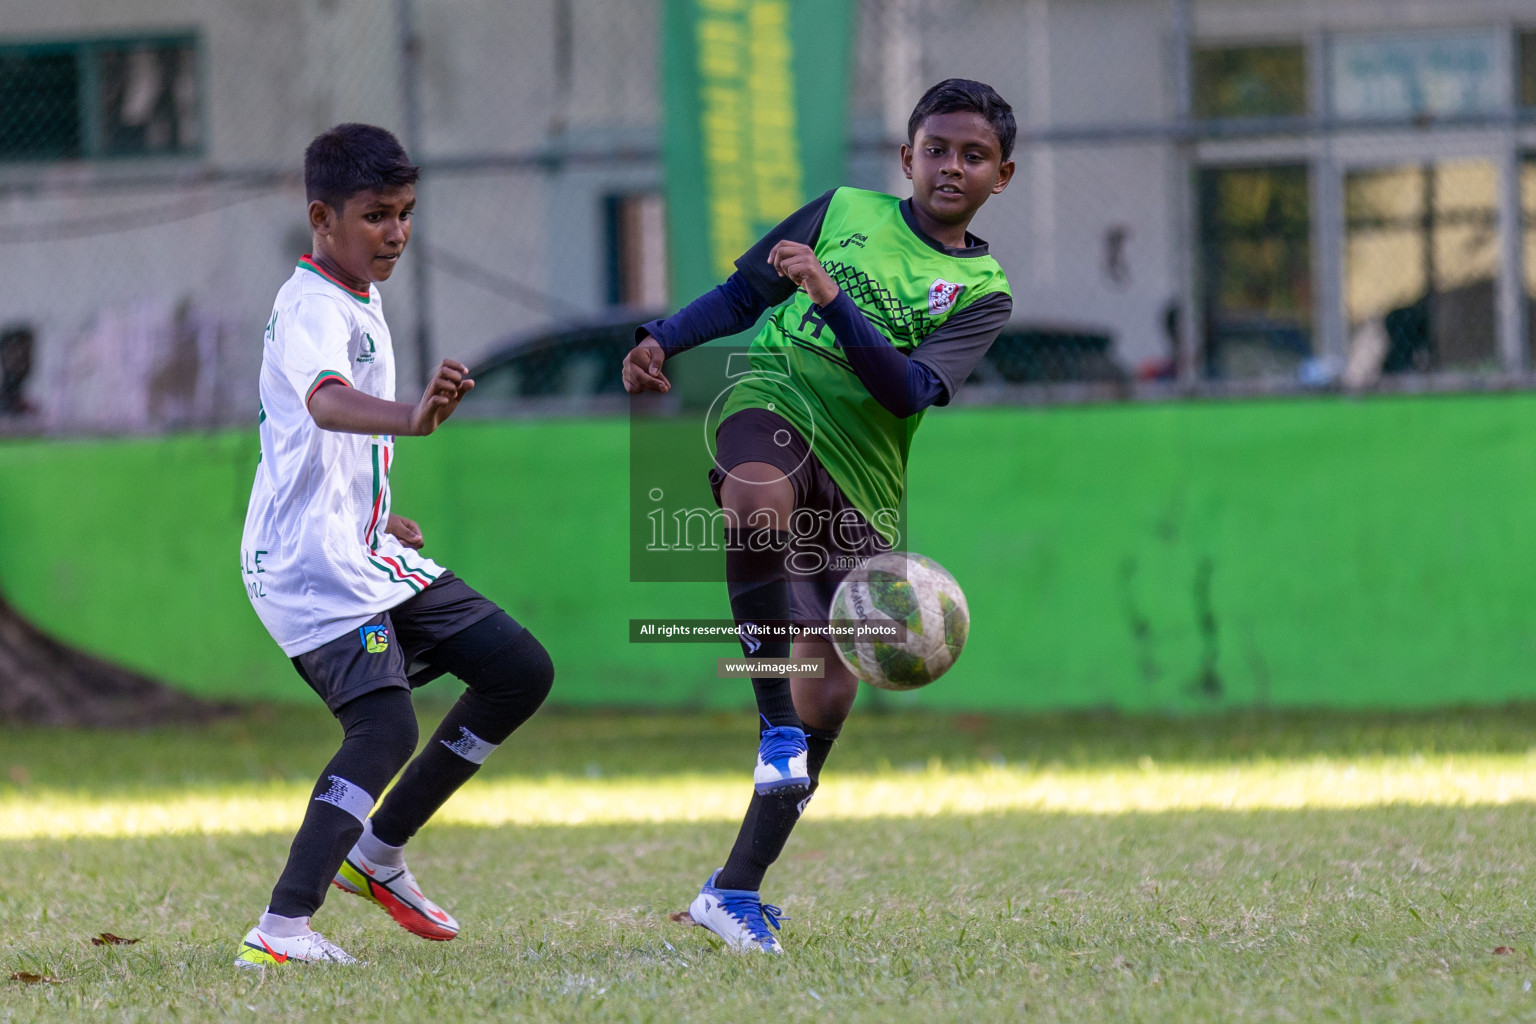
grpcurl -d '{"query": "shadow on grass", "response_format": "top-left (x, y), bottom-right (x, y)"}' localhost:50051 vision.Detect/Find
top-left (7, 702), bottom-right (1536, 794)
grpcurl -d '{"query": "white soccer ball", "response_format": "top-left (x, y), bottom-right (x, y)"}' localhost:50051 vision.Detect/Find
top-left (828, 552), bottom-right (970, 691)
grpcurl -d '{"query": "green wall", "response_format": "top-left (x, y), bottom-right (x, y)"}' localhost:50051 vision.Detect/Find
top-left (4, 396), bottom-right (1536, 711)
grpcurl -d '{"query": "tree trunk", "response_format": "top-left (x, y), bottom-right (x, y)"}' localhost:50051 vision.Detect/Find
top-left (0, 586), bottom-right (217, 726)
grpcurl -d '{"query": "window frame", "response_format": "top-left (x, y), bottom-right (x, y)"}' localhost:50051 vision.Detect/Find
top-left (1192, 27), bottom-right (1536, 375)
top-left (0, 30), bottom-right (203, 164)
top-left (1192, 41), bottom-right (1310, 122)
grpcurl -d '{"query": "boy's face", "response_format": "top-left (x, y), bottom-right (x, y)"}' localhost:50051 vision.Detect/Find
top-left (308, 184), bottom-right (415, 286)
top-left (901, 112), bottom-right (1015, 229)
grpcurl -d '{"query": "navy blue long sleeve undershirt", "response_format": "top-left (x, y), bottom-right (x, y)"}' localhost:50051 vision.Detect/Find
top-left (817, 291), bottom-right (945, 419)
top-left (638, 273), bottom-right (946, 419)
top-left (638, 274), bottom-right (767, 358)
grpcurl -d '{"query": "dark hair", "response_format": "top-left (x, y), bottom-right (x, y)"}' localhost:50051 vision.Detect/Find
top-left (907, 79), bottom-right (1016, 160)
top-left (304, 123), bottom-right (420, 210)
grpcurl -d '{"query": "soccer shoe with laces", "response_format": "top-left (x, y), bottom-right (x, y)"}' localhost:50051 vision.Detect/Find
top-left (333, 846), bottom-right (460, 940)
top-left (235, 925), bottom-right (359, 968)
top-left (687, 869), bottom-right (785, 953)
top-left (753, 724), bottom-right (810, 794)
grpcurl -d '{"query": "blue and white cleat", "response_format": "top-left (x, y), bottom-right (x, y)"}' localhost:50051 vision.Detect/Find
top-left (687, 869), bottom-right (785, 953)
top-left (753, 724), bottom-right (809, 794)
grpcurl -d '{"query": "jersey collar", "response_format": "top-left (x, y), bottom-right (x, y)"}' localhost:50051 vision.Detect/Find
top-left (297, 254), bottom-right (371, 303)
top-left (898, 200), bottom-right (990, 258)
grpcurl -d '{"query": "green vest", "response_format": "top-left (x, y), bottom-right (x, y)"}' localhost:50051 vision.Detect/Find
top-left (722, 187), bottom-right (1011, 532)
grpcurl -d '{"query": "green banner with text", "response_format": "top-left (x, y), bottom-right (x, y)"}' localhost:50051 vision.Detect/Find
top-left (662, 0), bottom-right (855, 306)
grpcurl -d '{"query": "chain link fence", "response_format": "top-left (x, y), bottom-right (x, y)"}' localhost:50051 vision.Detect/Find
top-left (3, 0), bottom-right (1535, 433)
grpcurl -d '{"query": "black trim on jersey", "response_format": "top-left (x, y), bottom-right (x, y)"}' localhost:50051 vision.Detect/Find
top-left (910, 291), bottom-right (1013, 404)
top-left (728, 186), bottom-right (1010, 408)
top-left (735, 189), bottom-right (838, 307)
top-left (734, 190), bottom-right (994, 307)
top-left (898, 199), bottom-right (990, 257)
top-left (788, 335), bottom-right (854, 373)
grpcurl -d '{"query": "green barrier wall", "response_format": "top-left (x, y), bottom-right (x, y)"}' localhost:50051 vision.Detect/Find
top-left (4, 396), bottom-right (1536, 711)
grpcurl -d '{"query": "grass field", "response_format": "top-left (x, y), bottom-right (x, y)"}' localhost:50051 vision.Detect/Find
top-left (8, 704), bottom-right (1536, 1022)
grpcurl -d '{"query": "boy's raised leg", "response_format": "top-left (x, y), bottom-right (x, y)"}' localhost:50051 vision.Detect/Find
top-left (689, 636), bottom-right (857, 952)
top-left (720, 463), bottom-right (810, 793)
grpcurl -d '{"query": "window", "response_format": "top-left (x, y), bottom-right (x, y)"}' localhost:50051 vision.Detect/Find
top-left (1330, 31), bottom-right (1503, 120)
top-left (604, 193), bottom-right (669, 309)
top-left (1345, 160), bottom-right (1498, 371)
top-left (0, 34), bottom-right (199, 161)
top-left (1193, 44), bottom-right (1307, 119)
top-left (1198, 166), bottom-right (1313, 379)
top-left (0, 47), bottom-right (80, 158)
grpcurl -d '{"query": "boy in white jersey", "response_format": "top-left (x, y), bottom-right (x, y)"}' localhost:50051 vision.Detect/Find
top-left (235, 124), bottom-right (554, 968)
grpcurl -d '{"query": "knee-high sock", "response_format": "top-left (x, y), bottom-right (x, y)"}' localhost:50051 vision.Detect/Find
top-left (268, 688), bottom-right (418, 918)
top-left (725, 527), bottom-right (799, 729)
top-left (716, 724), bottom-right (839, 891)
top-left (370, 617), bottom-right (554, 847)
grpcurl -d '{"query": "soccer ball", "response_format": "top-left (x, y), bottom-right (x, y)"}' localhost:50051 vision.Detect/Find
top-left (828, 552), bottom-right (970, 690)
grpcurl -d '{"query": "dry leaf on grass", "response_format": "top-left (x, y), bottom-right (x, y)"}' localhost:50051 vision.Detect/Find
top-left (1493, 946), bottom-right (1515, 955)
top-left (10, 972), bottom-right (63, 984)
top-left (669, 911), bottom-right (696, 924)
top-left (91, 933), bottom-right (140, 946)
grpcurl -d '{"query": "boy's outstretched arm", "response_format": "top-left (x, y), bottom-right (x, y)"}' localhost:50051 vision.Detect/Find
top-left (622, 275), bottom-right (769, 394)
top-left (622, 337), bottom-right (671, 394)
top-left (768, 241), bottom-right (943, 418)
top-left (767, 240), bottom-right (1009, 418)
top-left (622, 188), bottom-right (838, 395)
top-left (308, 358), bottom-right (474, 435)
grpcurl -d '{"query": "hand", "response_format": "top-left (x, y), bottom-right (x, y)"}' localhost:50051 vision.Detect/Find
top-left (622, 336), bottom-right (671, 394)
top-left (768, 241), bottom-right (839, 307)
top-left (410, 359), bottom-right (474, 436)
top-left (385, 513), bottom-right (424, 549)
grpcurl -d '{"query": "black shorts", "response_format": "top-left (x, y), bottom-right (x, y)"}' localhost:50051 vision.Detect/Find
top-left (291, 572), bottom-right (507, 712)
top-left (710, 408), bottom-right (890, 629)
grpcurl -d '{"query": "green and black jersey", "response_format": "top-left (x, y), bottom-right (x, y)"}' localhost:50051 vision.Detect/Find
top-left (726, 186), bottom-right (1013, 528)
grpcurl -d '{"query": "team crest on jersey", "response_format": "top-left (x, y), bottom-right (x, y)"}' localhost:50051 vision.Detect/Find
top-left (357, 333), bottom-right (377, 364)
top-left (929, 279), bottom-right (964, 315)
top-left (360, 624), bottom-right (390, 653)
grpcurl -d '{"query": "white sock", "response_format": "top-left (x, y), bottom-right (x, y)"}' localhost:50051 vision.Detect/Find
top-left (356, 818), bottom-right (405, 867)
top-left (257, 909), bottom-right (311, 938)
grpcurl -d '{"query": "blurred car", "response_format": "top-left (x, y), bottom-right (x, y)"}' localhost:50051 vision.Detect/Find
top-left (974, 325), bottom-right (1123, 385)
top-left (460, 313), bottom-right (1121, 413)
top-left (461, 312), bottom-right (662, 415)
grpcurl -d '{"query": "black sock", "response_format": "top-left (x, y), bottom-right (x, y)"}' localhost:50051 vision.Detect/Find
top-left (716, 724), bottom-right (839, 891)
top-left (725, 527), bottom-right (799, 729)
top-left (371, 617), bottom-right (553, 847)
top-left (805, 727), bottom-right (836, 778)
top-left (268, 688), bottom-right (418, 918)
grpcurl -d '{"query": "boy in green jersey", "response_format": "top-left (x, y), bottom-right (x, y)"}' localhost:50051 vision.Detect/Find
top-left (622, 79), bottom-right (1015, 953)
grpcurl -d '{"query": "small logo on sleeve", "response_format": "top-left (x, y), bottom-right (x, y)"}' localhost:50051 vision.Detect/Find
top-left (360, 625), bottom-right (390, 653)
top-left (928, 279), bottom-right (964, 315)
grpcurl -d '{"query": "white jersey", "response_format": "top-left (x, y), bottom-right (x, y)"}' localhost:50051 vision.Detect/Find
top-left (240, 256), bottom-right (445, 656)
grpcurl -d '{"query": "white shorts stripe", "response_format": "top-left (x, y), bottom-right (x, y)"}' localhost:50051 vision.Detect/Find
top-left (314, 775), bottom-right (376, 823)
top-left (441, 726), bottom-right (498, 765)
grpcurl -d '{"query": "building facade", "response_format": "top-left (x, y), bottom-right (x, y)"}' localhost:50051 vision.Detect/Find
top-left (3, 0), bottom-right (1535, 430)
